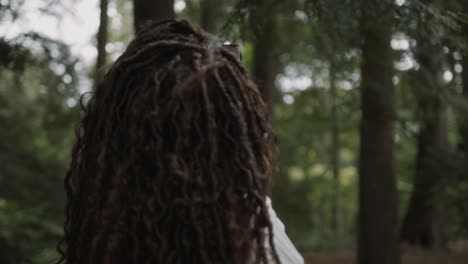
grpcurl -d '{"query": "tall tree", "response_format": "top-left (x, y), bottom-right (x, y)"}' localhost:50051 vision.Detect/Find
top-left (401, 49), bottom-right (448, 249)
top-left (96, 0), bottom-right (109, 84)
top-left (253, 0), bottom-right (279, 116)
top-left (200, 0), bottom-right (218, 33)
top-left (460, 6), bottom-right (468, 194)
top-left (304, 1), bottom-right (359, 247)
top-left (329, 61), bottom-right (343, 247)
top-left (357, 1), bottom-right (400, 263)
top-left (456, 5), bottom-right (468, 236)
top-left (400, 0), bottom-right (451, 249)
top-left (133, 0), bottom-right (175, 32)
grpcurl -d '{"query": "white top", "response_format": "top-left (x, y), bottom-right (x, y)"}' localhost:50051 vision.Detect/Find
top-left (265, 197), bottom-right (304, 264)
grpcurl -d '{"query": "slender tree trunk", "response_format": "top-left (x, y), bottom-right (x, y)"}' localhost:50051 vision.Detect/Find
top-left (200, 0), bottom-right (218, 33)
top-left (462, 54), bottom-right (468, 172)
top-left (461, 16), bottom-right (468, 179)
top-left (457, 39), bottom-right (468, 234)
top-left (401, 51), bottom-right (448, 249)
top-left (133, 0), bottom-right (175, 33)
top-left (253, 0), bottom-right (278, 116)
top-left (454, 4), bottom-right (468, 236)
top-left (95, 0), bottom-right (109, 85)
top-left (329, 61), bottom-right (342, 248)
top-left (357, 1), bottom-right (400, 264)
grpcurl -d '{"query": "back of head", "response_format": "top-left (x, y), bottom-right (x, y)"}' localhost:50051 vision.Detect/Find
top-left (59, 20), bottom-right (279, 264)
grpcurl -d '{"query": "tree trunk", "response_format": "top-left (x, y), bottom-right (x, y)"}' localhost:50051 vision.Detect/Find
top-left (357, 1), bottom-right (400, 264)
top-left (329, 61), bottom-right (342, 248)
top-left (453, 4), bottom-right (468, 237)
top-left (460, 17), bottom-right (468, 180)
top-left (401, 51), bottom-right (448, 249)
top-left (463, 64), bottom-right (468, 143)
top-left (457, 35), bottom-right (468, 235)
top-left (133, 0), bottom-right (175, 33)
top-left (253, 0), bottom-right (278, 117)
top-left (462, 54), bottom-right (468, 168)
top-left (95, 0), bottom-right (108, 85)
top-left (200, 0), bottom-right (218, 33)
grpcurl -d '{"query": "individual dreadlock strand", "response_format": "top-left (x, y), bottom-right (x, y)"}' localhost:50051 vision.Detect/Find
top-left (116, 41), bottom-right (205, 68)
top-left (190, 205), bottom-right (213, 264)
top-left (211, 204), bottom-right (229, 262)
top-left (136, 19), bottom-right (200, 42)
top-left (93, 154), bottom-right (133, 256)
top-left (66, 126), bottom-right (88, 263)
top-left (222, 66), bottom-right (271, 192)
top-left (128, 33), bottom-right (197, 58)
top-left (74, 151), bottom-right (104, 258)
top-left (220, 48), bottom-right (247, 75)
top-left (57, 171), bottom-right (76, 263)
top-left (67, 162), bottom-right (87, 261)
top-left (190, 108), bottom-right (207, 190)
top-left (132, 21), bottom-right (175, 43)
top-left (224, 62), bottom-right (256, 111)
top-left (192, 50), bottom-right (203, 71)
top-left (220, 68), bottom-right (263, 174)
top-left (111, 78), bottom-right (139, 126)
top-left (233, 75), bottom-right (274, 182)
top-left (200, 74), bottom-right (219, 194)
top-left (131, 207), bottom-right (142, 264)
top-left (252, 225), bottom-right (266, 264)
top-left (213, 67), bottom-right (259, 192)
top-left (252, 190), bottom-right (281, 263)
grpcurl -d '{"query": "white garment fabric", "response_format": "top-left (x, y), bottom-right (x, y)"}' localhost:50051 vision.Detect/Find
top-left (265, 197), bottom-right (304, 264)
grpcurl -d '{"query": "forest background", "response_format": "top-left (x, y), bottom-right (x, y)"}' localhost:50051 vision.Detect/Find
top-left (1, 0), bottom-right (468, 263)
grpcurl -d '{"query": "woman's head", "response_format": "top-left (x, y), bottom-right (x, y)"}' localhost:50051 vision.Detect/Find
top-left (59, 19), bottom-right (278, 264)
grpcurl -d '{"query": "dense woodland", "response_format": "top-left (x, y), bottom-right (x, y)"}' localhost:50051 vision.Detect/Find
top-left (1, 0), bottom-right (468, 263)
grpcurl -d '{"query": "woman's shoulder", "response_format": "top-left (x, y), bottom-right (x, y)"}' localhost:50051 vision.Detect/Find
top-left (266, 197), bottom-right (304, 264)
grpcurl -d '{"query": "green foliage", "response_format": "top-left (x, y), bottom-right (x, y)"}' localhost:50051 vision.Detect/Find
top-left (273, 87), bottom-right (360, 250)
top-left (0, 33), bottom-right (79, 263)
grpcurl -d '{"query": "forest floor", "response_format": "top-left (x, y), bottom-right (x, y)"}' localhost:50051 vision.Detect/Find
top-left (303, 243), bottom-right (468, 264)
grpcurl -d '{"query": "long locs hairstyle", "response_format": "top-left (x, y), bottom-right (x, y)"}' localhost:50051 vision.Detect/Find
top-left (57, 19), bottom-right (280, 264)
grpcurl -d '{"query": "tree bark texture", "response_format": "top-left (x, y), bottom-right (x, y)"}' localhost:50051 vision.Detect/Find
top-left (253, 0), bottom-right (278, 117)
top-left (401, 51), bottom-right (448, 249)
top-left (357, 1), bottom-right (400, 264)
top-left (133, 0), bottom-right (175, 33)
top-left (95, 0), bottom-right (109, 85)
top-left (200, 0), bottom-right (218, 33)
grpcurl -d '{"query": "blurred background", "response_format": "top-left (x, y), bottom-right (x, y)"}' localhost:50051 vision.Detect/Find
top-left (1, 0), bottom-right (468, 263)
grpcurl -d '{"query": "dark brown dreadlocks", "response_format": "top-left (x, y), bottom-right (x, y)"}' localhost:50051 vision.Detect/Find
top-left (57, 19), bottom-right (280, 264)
